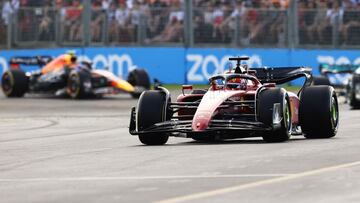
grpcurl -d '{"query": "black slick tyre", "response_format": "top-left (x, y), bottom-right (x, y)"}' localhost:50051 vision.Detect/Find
top-left (1, 69), bottom-right (28, 97)
top-left (299, 86), bottom-right (339, 138)
top-left (312, 76), bottom-right (331, 86)
top-left (137, 90), bottom-right (169, 145)
top-left (127, 69), bottom-right (151, 98)
top-left (257, 88), bottom-right (292, 143)
top-left (67, 70), bottom-right (91, 99)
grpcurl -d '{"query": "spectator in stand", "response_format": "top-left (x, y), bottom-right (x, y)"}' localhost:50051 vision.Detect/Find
top-left (91, 0), bottom-right (105, 42)
top-left (107, 2), bottom-right (119, 42)
top-left (27, 0), bottom-right (48, 7)
top-left (145, 0), bottom-right (183, 43)
top-left (222, 0), bottom-right (247, 32)
top-left (128, 1), bottom-right (143, 42)
top-left (341, 0), bottom-right (360, 44)
top-left (221, 0), bottom-right (248, 43)
top-left (326, 0), bottom-right (344, 34)
top-left (193, 0), bottom-right (214, 43)
top-left (38, 0), bottom-right (55, 41)
top-left (147, 0), bottom-right (169, 39)
top-left (0, 1), bottom-right (5, 45)
top-left (241, 1), bottom-right (262, 45)
top-left (268, 0), bottom-right (286, 44)
top-left (306, 0), bottom-right (329, 44)
top-left (2, 0), bottom-right (19, 26)
top-left (101, 0), bottom-right (111, 10)
top-left (217, 1), bottom-right (233, 42)
top-left (66, 0), bottom-right (83, 42)
top-left (203, 1), bottom-right (215, 25)
top-left (211, 1), bottom-right (224, 39)
top-left (115, 1), bottom-right (131, 42)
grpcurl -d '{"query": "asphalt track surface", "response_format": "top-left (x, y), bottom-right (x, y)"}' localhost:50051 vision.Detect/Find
top-left (0, 91), bottom-right (360, 203)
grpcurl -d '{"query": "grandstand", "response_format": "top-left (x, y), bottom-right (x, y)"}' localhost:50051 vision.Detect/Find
top-left (1, 0), bottom-right (359, 49)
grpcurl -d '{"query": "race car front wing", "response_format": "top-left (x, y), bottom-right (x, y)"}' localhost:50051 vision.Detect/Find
top-left (129, 107), bottom-right (274, 137)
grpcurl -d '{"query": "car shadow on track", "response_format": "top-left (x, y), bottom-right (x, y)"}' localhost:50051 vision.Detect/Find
top-left (131, 137), bottom-right (309, 147)
top-left (0, 94), bottom-right (136, 101)
top-left (173, 137), bottom-right (309, 146)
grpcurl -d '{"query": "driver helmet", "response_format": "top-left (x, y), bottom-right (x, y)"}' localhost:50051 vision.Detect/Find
top-left (65, 50), bottom-right (77, 64)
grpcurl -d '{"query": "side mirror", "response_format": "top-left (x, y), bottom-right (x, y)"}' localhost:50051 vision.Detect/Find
top-left (182, 85), bottom-right (193, 95)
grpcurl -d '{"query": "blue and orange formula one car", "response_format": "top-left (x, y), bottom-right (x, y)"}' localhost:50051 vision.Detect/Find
top-left (130, 57), bottom-right (339, 145)
top-left (1, 52), bottom-right (150, 99)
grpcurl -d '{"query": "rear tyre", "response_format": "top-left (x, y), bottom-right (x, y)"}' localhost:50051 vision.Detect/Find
top-left (258, 88), bottom-right (292, 143)
top-left (127, 69), bottom-right (150, 98)
top-left (1, 69), bottom-right (28, 97)
top-left (312, 76), bottom-right (331, 86)
top-left (67, 70), bottom-right (91, 99)
top-left (348, 76), bottom-right (360, 109)
top-left (137, 90), bottom-right (170, 145)
top-left (299, 86), bottom-right (339, 138)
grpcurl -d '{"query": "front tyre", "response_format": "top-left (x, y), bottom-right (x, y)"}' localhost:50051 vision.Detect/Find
top-left (1, 69), bottom-right (28, 97)
top-left (137, 90), bottom-right (170, 145)
top-left (127, 69), bottom-right (151, 98)
top-left (299, 86), bottom-right (339, 138)
top-left (258, 88), bottom-right (292, 143)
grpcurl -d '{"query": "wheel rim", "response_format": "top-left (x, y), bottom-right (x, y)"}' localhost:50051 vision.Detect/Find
top-left (284, 99), bottom-right (291, 133)
top-left (1, 72), bottom-right (13, 95)
top-left (68, 74), bottom-right (80, 96)
top-left (330, 96), bottom-right (339, 129)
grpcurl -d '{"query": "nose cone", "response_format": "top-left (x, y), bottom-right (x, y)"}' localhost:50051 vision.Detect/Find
top-left (192, 112), bottom-right (212, 131)
top-left (112, 80), bottom-right (135, 92)
top-left (190, 90), bottom-right (244, 132)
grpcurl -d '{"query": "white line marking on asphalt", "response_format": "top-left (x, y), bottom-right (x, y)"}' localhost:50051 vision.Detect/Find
top-left (157, 160), bottom-right (360, 203)
top-left (0, 174), bottom-right (291, 182)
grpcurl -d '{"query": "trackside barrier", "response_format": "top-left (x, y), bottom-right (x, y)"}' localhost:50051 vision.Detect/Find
top-left (1, 47), bottom-right (359, 85)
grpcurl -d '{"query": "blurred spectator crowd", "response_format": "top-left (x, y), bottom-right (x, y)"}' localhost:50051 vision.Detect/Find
top-left (0, 0), bottom-right (360, 47)
top-left (298, 0), bottom-right (360, 45)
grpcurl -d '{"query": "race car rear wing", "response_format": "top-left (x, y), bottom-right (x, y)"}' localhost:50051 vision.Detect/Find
top-left (9, 56), bottom-right (53, 68)
top-left (250, 66), bottom-right (312, 86)
top-left (319, 64), bottom-right (360, 74)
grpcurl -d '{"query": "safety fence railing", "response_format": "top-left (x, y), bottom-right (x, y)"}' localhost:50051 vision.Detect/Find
top-left (192, 7), bottom-right (288, 47)
top-left (3, 3), bottom-right (360, 49)
top-left (298, 9), bottom-right (360, 47)
top-left (0, 10), bottom-right (9, 48)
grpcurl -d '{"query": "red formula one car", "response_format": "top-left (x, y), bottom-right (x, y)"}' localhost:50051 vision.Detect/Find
top-left (129, 57), bottom-right (339, 145)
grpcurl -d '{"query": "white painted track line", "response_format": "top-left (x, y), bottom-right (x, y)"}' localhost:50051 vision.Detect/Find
top-left (157, 160), bottom-right (360, 203)
top-left (0, 174), bottom-right (291, 182)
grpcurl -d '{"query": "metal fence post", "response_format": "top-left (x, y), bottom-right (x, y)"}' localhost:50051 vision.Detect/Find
top-left (55, 10), bottom-right (60, 46)
top-left (184, 0), bottom-right (193, 47)
top-left (6, 13), bottom-right (12, 49)
top-left (234, 14), bottom-right (240, 47)
top-left (137, 13), bottom-right (146, 45)
top-left (332, 15), bottom-right (339, 48)
top-left (287, 0), bottom-right (298, 49)
top-left (83, 0), bottom-right (91, 46)
top-left (102, 12), bottom-right (107, 45)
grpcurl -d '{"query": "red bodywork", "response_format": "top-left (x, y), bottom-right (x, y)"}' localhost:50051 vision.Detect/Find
top-left (177, 77), bottom-right (300, 132)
